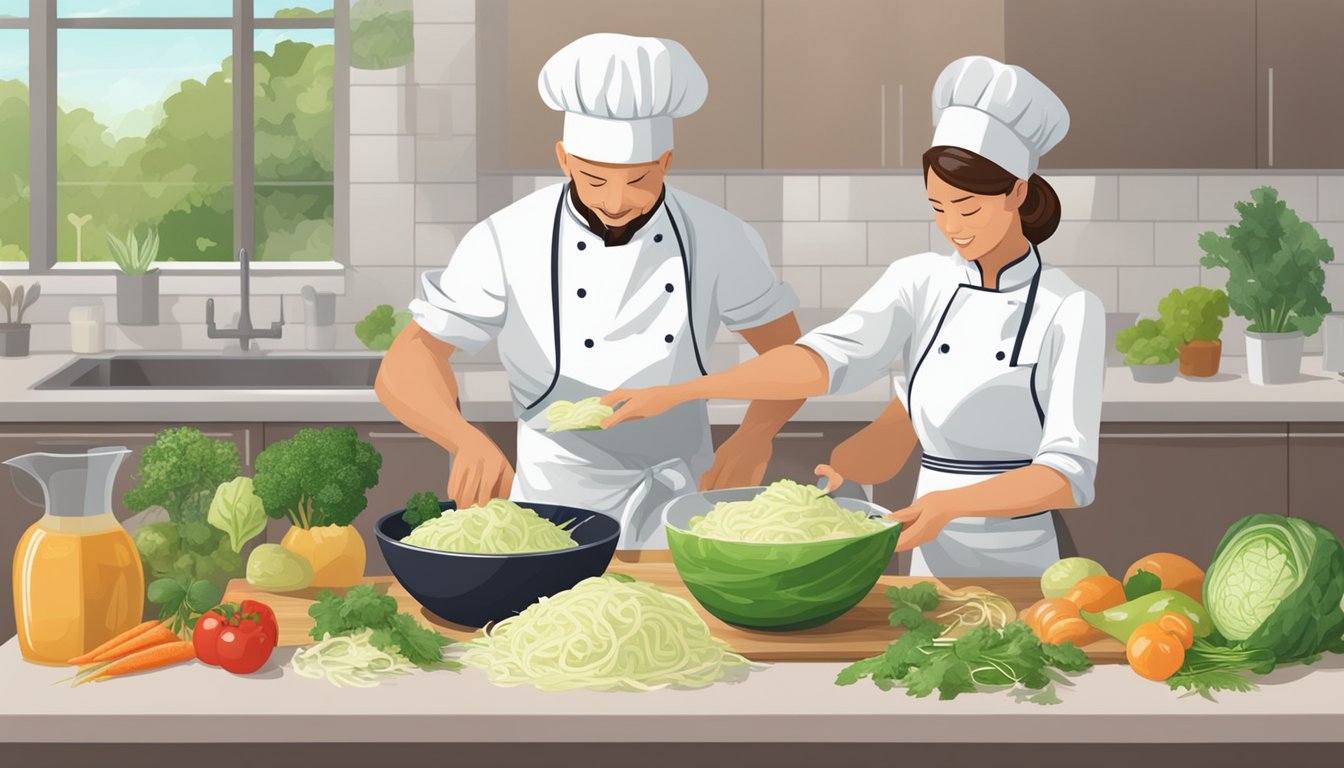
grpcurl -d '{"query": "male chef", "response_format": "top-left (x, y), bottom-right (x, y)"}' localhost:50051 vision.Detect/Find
top-left (375, 33), bottom-right (802, 548)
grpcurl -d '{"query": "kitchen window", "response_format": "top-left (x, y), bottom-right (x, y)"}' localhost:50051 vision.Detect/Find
top-left (2, 0), bottom-right (347, 272)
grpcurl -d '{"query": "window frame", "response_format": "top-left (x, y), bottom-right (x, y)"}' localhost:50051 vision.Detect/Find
top-left (10, 0), bottom-right (347, 274)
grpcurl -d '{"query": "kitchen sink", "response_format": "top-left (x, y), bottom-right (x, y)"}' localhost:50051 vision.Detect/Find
top-left (34, 355), bottom-right (382, 390)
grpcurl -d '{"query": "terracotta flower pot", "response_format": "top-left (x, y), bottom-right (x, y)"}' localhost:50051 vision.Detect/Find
top-left (1178, 339), bottom-right (1222, 377)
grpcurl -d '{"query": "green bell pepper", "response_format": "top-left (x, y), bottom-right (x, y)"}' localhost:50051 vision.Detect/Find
top-left (1081, 589), bottom-right (1212, 643)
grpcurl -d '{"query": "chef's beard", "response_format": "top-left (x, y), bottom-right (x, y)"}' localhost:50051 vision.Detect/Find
top-left (568, 183), bottom-right (666, 247)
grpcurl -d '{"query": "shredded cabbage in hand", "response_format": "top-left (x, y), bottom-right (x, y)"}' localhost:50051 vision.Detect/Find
top-left (291, 629), bottom-right (416, 688)
top-left (688, 479), bottom-right (886, 543)
top-left (400, 498), bottom-right (578, 554)
top-left (459, 575), bottom-right (754, 691)
top-left (544, 397), bottom-right (613, 432)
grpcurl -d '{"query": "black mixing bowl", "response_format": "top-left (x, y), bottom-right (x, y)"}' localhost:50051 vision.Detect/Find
top-left (374, 502), bottom-right (620, 628)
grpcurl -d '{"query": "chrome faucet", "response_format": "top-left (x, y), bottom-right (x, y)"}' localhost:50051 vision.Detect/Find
top-left (206, 247), bottom-right (284, 351)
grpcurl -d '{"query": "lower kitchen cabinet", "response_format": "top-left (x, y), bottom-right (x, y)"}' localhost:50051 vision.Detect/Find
top-left (1288, 424), bottom-right (1344, 538)
top-left (0, 423), bottom-right (260, 644)
top-left (1061, 423), bottom-right (1290, 576)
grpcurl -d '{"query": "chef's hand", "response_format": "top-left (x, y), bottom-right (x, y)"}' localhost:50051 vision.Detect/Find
top-left (700, 432), bottom-right (773, 490)
top-left (889, 491), bottom-right (954, 552)
top-left (600, 385), bottom-right (684, 429)
top-left (448, 428), bottom-right (515, 508)
top-left (814, 463), bottom-right (845, 492)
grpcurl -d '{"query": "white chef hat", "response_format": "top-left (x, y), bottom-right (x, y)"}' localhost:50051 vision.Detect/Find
top-left (538, 33), bottom-right (708, 164)
top-left (931, 56), bottom-right (1069, 179)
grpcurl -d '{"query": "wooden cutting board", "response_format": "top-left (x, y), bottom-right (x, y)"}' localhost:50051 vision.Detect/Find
top-left (222, 555), bottom-right (1127, 664)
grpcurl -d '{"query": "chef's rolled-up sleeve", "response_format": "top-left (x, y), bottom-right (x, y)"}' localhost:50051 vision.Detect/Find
top-left (716, 221), bottom-right (798, 331)
top-left (796, 257), bottom-right (921, 396)
top-left (409, 221), bottom-right (507, 354)
top-left (1033, 291), bottom-right (1106, 508)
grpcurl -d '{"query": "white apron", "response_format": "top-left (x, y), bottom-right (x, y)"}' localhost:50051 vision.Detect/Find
top-left (905, 258), bottom-right (1060, 577)
top-left (509, 187), bottom-right (713, 549)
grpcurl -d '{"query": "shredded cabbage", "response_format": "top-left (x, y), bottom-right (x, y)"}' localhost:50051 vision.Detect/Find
top-left (688, 479), bottom-right (886, 543)
top-left (459, 575), bottom-right (754, 691)
top-left (544, 397), bottom-right (613, 432)
top-left (291, 629), bottom-right (417, 688)
top-left (400, 498), bottom-right (578, 554)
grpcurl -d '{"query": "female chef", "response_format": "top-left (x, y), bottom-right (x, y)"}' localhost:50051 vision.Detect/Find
top-left (602, 56), bottom-right (1105, 576)
top-left (376, 34), bottom-right (802, 550)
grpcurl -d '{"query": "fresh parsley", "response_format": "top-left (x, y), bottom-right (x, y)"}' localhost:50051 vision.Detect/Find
top-left (836, 584), bottom-right (1092, 703)
top-left (308, 584), bottom-right (458, 669)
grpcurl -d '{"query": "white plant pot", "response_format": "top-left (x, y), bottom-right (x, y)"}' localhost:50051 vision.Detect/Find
top-left (1128, 361), bottom-right (1179, 383)
top-left (1245, 330), bottom-right (1304, 385)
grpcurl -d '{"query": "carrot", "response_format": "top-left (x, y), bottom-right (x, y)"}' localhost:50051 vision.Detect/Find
top-left (68, 620), bottom-right (161, 666)
top-left (74, 641), bottom-right (195, 685)
top-left (87, 623), bottom-right (181, 664)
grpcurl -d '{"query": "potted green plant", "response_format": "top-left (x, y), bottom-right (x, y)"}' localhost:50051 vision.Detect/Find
top-left (0, 279), bottom-right (40, 357)
top-left (1158, 286), bottom-right (1230, 378)
top-left (107, 226), bottom-right (160, 326)
top-left (1116, 318), bottom-right (1179, 383)
top-left (1199, 186), bottom-right (1334, 385)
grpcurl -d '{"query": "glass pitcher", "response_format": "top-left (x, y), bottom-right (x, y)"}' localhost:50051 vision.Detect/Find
top-left (7, 447), bottom-right (145, 665)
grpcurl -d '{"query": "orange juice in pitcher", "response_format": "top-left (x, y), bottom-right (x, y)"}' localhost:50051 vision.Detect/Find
top-left (7, 447), bottom-right (144, 665)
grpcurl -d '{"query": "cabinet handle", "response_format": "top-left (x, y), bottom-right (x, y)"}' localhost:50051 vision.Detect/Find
top-left (366, 431), bottom-right (428, 440)
top-left (776, 431), bottom-right (826, 439)
top-left (897, 83), bottom-right (904, 168)
top-left (1268, 67), bottom-right (1275, 168)
top-left (1101, 432), bottom-right (1286, 440)
top-left (879, 84), bottom-right (887, 167)
top-left (0, 431), bottom-right (235, 439)
top-left (1290, 433), bottom-right (1344, 439)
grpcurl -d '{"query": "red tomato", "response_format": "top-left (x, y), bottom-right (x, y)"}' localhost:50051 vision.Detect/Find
top-left (193, 601), bottom-right (278, 675)
top-left (193, 609), bottom-right (228, 666)
top-left (240, 599), bottom-right (279, 646)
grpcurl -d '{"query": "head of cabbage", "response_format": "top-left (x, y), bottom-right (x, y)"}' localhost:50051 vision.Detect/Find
top-left (1204, 514), bottom-right (1344, 661)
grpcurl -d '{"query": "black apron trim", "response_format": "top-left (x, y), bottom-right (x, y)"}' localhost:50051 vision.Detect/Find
top-left (666, 201), bottom-right (708, 377)
top-left (1013, 510), bottom-right (1052, 520)
top-left (921, 455), bottom-right (1033, 470)
top-left (1008, 252), bottom-right (1042, 367)
top-left (1029, 363), bottom-right (1044, 425)
top-left (522, 185), bottom-right (703, 412)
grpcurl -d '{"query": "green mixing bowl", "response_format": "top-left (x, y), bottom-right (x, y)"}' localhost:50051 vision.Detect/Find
top-left (664, 488), bottom-right (901, 631)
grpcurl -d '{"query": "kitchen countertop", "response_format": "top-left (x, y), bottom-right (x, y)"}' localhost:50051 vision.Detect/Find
top-left (1, 639), bottom-right (1342, 746)
top-left (1, 352), bottom-right (1342, 423)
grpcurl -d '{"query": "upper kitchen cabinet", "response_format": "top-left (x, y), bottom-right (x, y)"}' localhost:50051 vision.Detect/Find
top-left (477, 0), bottom-right (764, 172)
top-left (763, 1), bottom-right (1004, 170)
top-left (1257, 0), bottom-right (1344, 168)
top-left (1006, 0), bottom-right (1256, 169)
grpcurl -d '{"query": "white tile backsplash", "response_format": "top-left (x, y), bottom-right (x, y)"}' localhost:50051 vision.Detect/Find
top-left (669, 175), bottom-right (726, 207)
top-left (783, 177), bottom-right (820, 221)
top-left (414, 224), bottom-right (472, 269)
top-left (1043, 222), bottom-right (1155, 266)
top-left (415, 183), bottom-right (477, 223)
top-left (1057, 266), bottom-right (1119, 313)
top-left (819, 176), bottom-right (930, 221)
top-left (413, 0), bottom-right (474, 23)
top-left (1199, 175), bottom-right (1318, 221)
top-left (725, 175), bottom-right (784, 221)
top-left (1044, 175), bottom-right (1118, 221)
top-left (349, 135), bottom-right (416, 183)
top-left (349, 184), bottom-right (416, 266)
top-left (1154, 221), bottom-right (1231, 267)
top-left (1119, 267), bottom-right (1201, 314)
top-left (867, 222), bottom-right (931, 265)
top-left (336, 267), bottom-right (417, 323)
top-left (781, 222), bottom-right (867, 265)
top-left (1119, 176), bottom-right (1199, 221)
top-left (412, 23), bottom-right (475, 85)
top-left (781, 267), bottom-right (822, 308)
top-left (415, 85), bottom-right (476, 138)
top-left (349, 86), bottom-right (409, 135)
top-left (415, 136), bottom-right (476, 182)
top-left (1319, 177), bottom-right (1344, 221)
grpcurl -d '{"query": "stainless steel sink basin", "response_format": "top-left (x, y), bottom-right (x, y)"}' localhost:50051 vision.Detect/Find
top-left (35, 355), bottom-right (382, 390)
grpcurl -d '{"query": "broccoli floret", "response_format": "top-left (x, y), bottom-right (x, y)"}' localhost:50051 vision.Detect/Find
top-left (355, 304), bottom-right (412, 351)
top-left (134, 522), bottom-right (181, 577)
top-left (403, 491), bottom-right (443, 529)
top-left (253, 427), bottom-right (383, 528)
top-left (123, 427), bottom-right (241, 524)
